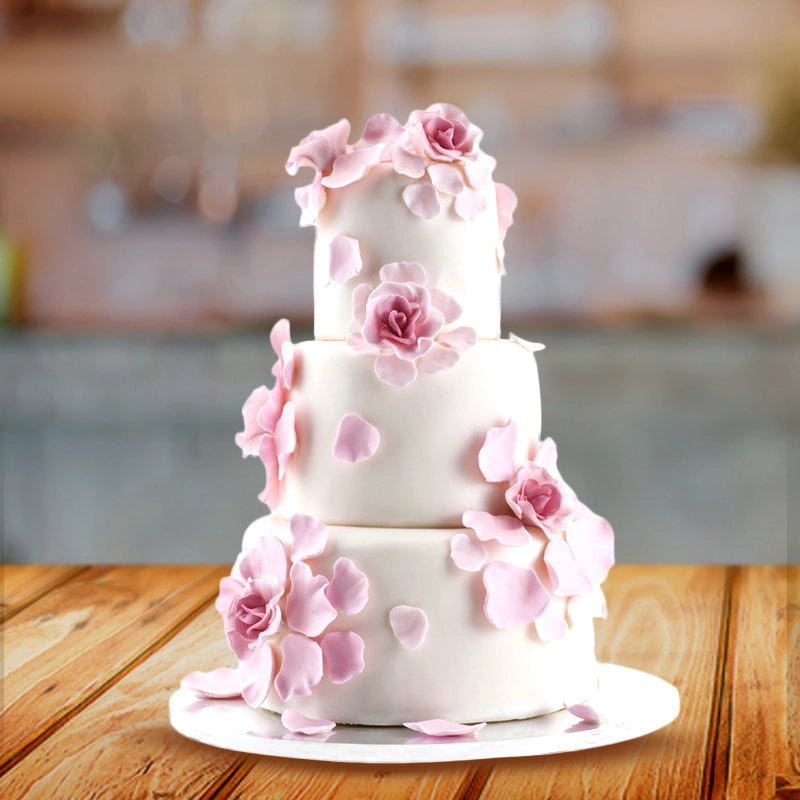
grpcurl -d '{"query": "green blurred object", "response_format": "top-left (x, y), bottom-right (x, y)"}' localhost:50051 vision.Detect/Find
top-left (0, 232), bottom-right (26, 325)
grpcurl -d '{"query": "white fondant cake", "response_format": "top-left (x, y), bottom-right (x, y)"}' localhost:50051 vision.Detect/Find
top-left (184, 104), bottom-right (615, 736)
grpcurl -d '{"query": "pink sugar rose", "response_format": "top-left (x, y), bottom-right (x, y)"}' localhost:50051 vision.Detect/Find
top-left (406, 103), bottom-right (481, 164)
top-left (235, 320), bottom-right (297, 510)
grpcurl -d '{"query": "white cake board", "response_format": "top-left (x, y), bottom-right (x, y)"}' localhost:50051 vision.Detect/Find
top-left (169, 663), bottom-right (679, 764)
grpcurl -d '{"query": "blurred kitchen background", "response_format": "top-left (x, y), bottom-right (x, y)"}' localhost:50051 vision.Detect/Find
top-left (1, 0), bottom-right (798, 564)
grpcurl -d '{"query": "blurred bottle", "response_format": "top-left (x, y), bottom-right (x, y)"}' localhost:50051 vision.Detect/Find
top-left (0, 232), bottom-right (27, 326)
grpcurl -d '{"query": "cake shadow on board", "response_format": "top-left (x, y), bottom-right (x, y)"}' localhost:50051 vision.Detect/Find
top-left (178, 103), bottom-right (618, 738)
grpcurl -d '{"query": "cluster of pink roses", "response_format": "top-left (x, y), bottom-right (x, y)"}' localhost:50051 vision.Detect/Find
top-left (346, 261), bottom-right (477, 387)
top-left (286, 103), bottom-right (516, 271)
top-left (235, 319), bottom-right (296, 510)
top-left (454, 422), bottom-right (614, 639)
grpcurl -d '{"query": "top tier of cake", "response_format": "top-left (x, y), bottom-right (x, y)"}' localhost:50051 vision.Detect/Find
top-left (286, 104), bottom-right (517, 341)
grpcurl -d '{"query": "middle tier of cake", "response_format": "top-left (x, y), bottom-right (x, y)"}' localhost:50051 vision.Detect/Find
top-left (275, 339), bottom-right (541, 527)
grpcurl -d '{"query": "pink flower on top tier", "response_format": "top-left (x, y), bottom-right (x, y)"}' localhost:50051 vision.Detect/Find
top-left (235, 319), bottom-right (297, 509)
top-left (347, 262), bottom-right (476, 387)
top-left (406, 103), bottom-right (481, 164)
top-left (211, 514), bottom-right (369, 715)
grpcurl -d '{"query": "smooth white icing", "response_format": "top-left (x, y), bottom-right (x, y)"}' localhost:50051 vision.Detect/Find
top-left (245, 515), bottom-right (598, 726)
top-left (313, 163), bottom-right (502, 341)
top-left (276, 339), bottom-right (541, 527)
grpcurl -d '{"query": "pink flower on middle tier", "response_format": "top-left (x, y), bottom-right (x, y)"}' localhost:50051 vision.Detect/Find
top-left (347, 262), bottom-right (476, 387)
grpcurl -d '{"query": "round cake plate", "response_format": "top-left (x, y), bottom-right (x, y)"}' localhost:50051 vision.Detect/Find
top-left (169, 663), bottom-right (679, 764)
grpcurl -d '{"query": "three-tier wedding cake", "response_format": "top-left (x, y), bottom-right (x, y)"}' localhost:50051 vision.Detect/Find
top-left (182, 104), bottom-right (615, 736)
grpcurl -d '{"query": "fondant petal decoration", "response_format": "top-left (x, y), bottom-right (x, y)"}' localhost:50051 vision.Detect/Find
top-left (274, 632), bottom-right (323, 702)
top-left (533, 601), bottom-right (568, 642)
top-left (543, 538), bottom-right (593, 597)
top-left (374, 353), bottom-right (418, 387)
top-left (462, 509), bottom-right (530, 547)
top-left (289, 514), bottom-right (328, 562)
top-left (427, 288), bottom-right (463, 324)
top-left (389, 605), bottom-right (428, 649)
top-left (482, 561), bottom-right (550, 629)
top-left (273, 402), bottom-right (296, 480)
top-left (437, 325), bottom-right (477, 352)
top-left (402, 182), bottom-right (441, 220)
top-left (238, 641), bottom-right (275, 708)
top-left (403, 719), bottom-right (486, 737)
top-left (361, 112), bottom-right (404, 146)
top-left (321, 143), bottom-right (385, 188)
top-left (280, 709), bottom-right (336, 736)
top-left (566, 506), bottom-right (615, 585)
top-left (463, 153), bottom-right (496, 189)
top-left (390, 141), bottom-right (427, 179)
top-left (180, 668), bottom-right (241, 699)
top-left (286, 118), bottom-right (350, 176)
top-left (449, 532), bottom-right (488, 572)
top-left (454, 188), bottom-right (487, 220)
top-left (509, 332), bottom-right (545, 353)
top-left (329, 234), bottom-right (363, 285)
top-left (285, 562), bottom-right (337, 638)
top-left (326, 557), bottom-right (369, 615)
top-left (477, 419), bottom-right (519, 482)
top-left (417, 343), bottom-right (460, 374)
top-left (351, 283), bottom-right (373, 327)
top-left (320, 631), bottom-right (366, 684)
top-left (565, 702), bottom-right (601, 724)
top-left (379, 261), bottom-right (428, 285)
top-left (428, 163), bottom-right (465, 196)
top-left (332, 414), bottom-right (381, 463)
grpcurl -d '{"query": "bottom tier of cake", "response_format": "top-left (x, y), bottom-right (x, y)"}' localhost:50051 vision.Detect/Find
top-left (221, 514), bottom-right (601, 727)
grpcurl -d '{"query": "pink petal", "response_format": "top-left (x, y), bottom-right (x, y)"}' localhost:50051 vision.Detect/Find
top-left (509, 332), bottom-right (545, 353)
top-left (389, 605), bottom-right (429, 649)
top-left (285, 562), bottom-right (337, 638)
top-left (269, 318), bottom-right (290, 361)
top-left (379, 261), bottom-right (427, 285)
top-left (463, 153), bottom-right (496, 190)
top-left (390, 142), bottom-right (427, 179)
top-left (568, 587), bottom-right (608, 622)
top-left (403, 719), bottom-right (486, 737)
top-left (374, 353), bottom-right (417, 387)
top-left (332, 413), bottom-right (381, 463)
top-left (285, 118), bottom-right (350, 176)
top-left (428, 288), bottom-right (463, 324)
top-left (296, 174), bottom-right (326, 227)
top-left (482, 561), bottom-right (550, 629)
top-left (326, 557), bottom-right (369, 615)
top-left (566, 508), bottom-right (615, 584)
top-left (454, 188), bottom-right (487, 220)
top-left (181, 668), bottom-right (241, 699)
top-left (417, 343), bottom-right (460, 374)
top-left (320, 631), bottom-right (365, 684)
top-left (256, 436), bottom-right (279, 509)
top-left (543, 538), bottom-right (593, 597)
top-left (321, 144), bottom-right (385, 188)
top-left (235, 385), bottom-right (271, 456)
top-left (274, 402), bottom-right (296, 479)
top-left (216, 575), bottom-right (243, 617)
top-left (281, 709), bottom-right (336, 735)
top-left (533, 602), bottom-right (567, 642)
top-left (361, 113), bottom-right (404, 146)
top-left (427, 163), bottom-right (465, 195)
top-left (449, 533), bottom-right (487, 572)
top-left (351, 282), bottom-right (373, 327)
top-left (402, 182), bottom-right (441, 220)
top-left (566, 703), bottom-right (601, 724)
top-left (478, 419), bottom-right (519, 483)
top-left (238, 641), bottom-right (275, 708)
top-left (462, 509), bottom-right (530, 547)
top-left (289, 514), bottom-right (328, 562)
top-left (346, 331), bottom-right (376, 354)
top-left (437, 326), bottom-right (476, 354)
top-left (496, 181), bottom-right (518, 239)
top-left (329, 233), bottom-right (363, 285)
top-left (237, 531), bottom-right (289, 584)
top-left (274, 633), bottom-right (323, 702)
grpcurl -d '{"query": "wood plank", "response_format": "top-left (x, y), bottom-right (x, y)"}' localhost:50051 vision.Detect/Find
top-left (784, 566), bottom-right (800, 797)
top-left (1, 565), bottom-right (88, 622)
top-left (710, 566), bottom-right (798, 800)
top-left (1, 564), bottom-right (226, 773)
top-left (477, 565), bottom-right (728, 800)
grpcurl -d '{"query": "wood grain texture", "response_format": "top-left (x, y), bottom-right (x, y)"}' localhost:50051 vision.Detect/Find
top-left (1, 604), bottom-right (254, 799)
top-left (1, 565), bottom-right (88, 622)
top-left (709, 566), bottom-right (796, 800)
top-left (477, 565), bottom-right (728, 800)
top-left (1, 565), bottom-right (226, 774)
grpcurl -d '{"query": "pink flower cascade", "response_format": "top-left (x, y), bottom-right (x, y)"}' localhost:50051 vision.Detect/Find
top-left (214, 514), bottom-right (369, 711)
top-left (234, 319), bottom-right (297, 510)
top-left (456, 423), bottom-right (614, 639)
top-left (285, 103), bottom-right (517, 272)
top-left (346, 261), bottom-right (477, 387)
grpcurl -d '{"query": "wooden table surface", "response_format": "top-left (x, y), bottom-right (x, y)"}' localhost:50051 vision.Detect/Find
top-left (2, 564), bottom-right (797, 799)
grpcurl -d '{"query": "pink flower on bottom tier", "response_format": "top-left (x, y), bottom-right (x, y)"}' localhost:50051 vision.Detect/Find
top-left (235, 319), bottom-right (297, 509)
top-left (347, 261), bottom-right (477, 387)
top-left (214, 514), bottom-right (369, 713)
